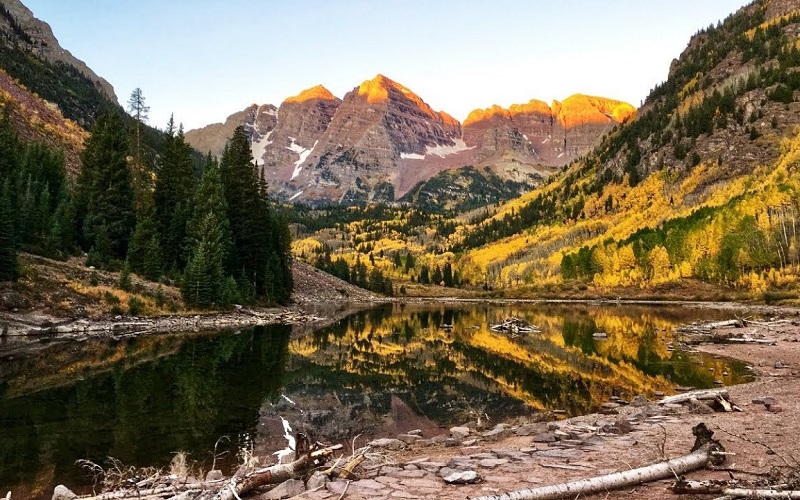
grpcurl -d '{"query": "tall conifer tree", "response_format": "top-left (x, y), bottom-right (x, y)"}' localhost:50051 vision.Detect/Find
top-left (0, 181), bottom-right (18, 282)
top-left (154, 118), bottom-right (195, 270)
top-left (183, 157), bottom-right (233, 307)
top-left (76, 112), bottom-right (135, 265)
top-left (218, 126), bottom-right (292, 303)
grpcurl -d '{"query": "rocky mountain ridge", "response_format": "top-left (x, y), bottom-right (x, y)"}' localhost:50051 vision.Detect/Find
top-left (0, 0), bottom-right (116, 101)
top-left (186, 75), bottom-right (634, 205)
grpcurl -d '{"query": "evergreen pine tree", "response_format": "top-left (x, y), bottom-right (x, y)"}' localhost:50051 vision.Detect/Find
top-left (443, 262), bottom-right (453, 287)
top-left (219, 126), bottom-right (275, 298)
top-left (183, 157), bottom-right (235, 307)
top-left (118, 260), bottom-right (132, 291)
top-left (419, 264), bottom-right (430, 284)
top-left (431, 265), bottom-right (443, 285)
top-left (404, 253), bottom-right (415, 273)
top-left (47, 189), bottom-right (77, 256)
top-left (127, 200), bottom-right (162, 280)
top-left (154, 119), bottom-right (195, 269)
top-left (182, 213), bottom-right (226, 308)
top-left (76, 112), bottom-right (135, 265)
top-left (0, 109), bottom-right (19, 182)
top-left (0, 181), bottom-right (19, 282)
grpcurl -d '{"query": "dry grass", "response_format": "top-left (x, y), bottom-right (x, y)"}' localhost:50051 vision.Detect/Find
top-left (7, 253), bottom-right (185, 318)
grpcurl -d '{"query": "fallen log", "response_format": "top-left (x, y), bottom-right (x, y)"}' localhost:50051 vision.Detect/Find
top-left (673, 481), bottom-right (800, 498)
top-left (658, 389), bottom-right (729, 406)
top-left (716, 488), bottom-right (800, 498)
top-left (468, 423), bottom-right (724, 500)
top-left (719, 337), bottom-right (777, 345)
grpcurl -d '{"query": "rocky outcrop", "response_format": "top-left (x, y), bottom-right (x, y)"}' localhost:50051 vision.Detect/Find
top-left (0, 0), bottom-right (116, 101)
top-left (184, 103), bottom-right (277, 158)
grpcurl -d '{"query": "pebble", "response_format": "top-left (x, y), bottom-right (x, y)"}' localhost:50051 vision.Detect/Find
top-left (306, 471), bottom-right (329, 490)
top-left (450, 426), bottom-right (471, 439)
top-left (52, 485), bottom-right (77, 500)
top-left (206, 469), bottom-right (224, 481)
top-left (398, 433), bottom-right (422, 444)
top-left (516, 423), bottom-right (548, 436)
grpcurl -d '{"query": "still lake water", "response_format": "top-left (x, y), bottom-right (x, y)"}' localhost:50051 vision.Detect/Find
top-left (0, 302), bottom-right (751, 497)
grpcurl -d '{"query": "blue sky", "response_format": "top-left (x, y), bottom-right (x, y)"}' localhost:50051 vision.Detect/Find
top-left (24, 0), bottom-right (750, 130)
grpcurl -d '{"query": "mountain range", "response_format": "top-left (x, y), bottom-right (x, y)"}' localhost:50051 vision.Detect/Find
top-left (185, 76), bottom-right (635, 204)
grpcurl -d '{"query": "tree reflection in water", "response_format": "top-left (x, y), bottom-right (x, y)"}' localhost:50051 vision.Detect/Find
top-left (0, 304), bottom-right (751, 499)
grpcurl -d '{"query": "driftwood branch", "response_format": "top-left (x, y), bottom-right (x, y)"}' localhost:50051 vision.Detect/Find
top-left (718, 488), bottom-right (800, 498)
top-left (76, 444), bottom-right (342, 500)
top-left (658, 389), bottom-right (729, 406)
top-left (216, 444), bottom-right (341, 500)
top-left (674, 481), bottom-right (800, 498)
top-left (468, 424), bottom-right (724, 500)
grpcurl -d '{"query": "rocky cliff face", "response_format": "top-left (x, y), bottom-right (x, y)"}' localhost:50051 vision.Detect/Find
top-left (185, 76), bottom-right (634, 205)
top-left (0, 0), bottom-right (116, 101)
top-left (260, 85), bottom-right (340, 185)
top-left (463, 94), bottom-right (636, 168)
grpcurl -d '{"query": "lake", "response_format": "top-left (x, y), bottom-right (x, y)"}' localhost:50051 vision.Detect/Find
top-left (0, 302), bottom-right (751, 498)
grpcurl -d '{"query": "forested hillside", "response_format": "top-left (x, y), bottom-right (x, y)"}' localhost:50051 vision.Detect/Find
top-left (291, 0), bottom-right (800, 302)
top-left (0, 107), bottom-right (293, 310)
top-left (451, 0), bottom-right (800, 297)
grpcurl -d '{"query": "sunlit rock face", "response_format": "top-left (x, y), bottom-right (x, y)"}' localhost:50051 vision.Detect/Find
top-left (463, 95), bottom-right (636, 168)
top-left (281, 74), bottom-right (464, 203)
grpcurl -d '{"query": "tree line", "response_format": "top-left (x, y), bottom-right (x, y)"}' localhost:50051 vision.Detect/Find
top-left (0, 104), bottom-right (293, 309)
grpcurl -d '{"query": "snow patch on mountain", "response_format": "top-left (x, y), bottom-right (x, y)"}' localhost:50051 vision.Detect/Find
top-left (289, 139), bottom-right (318, 179)
top-left (400, 152), bottom-right (426, 160)
top-left (251, 130), bottom-right (274, 166)
top-left (425, 139), bottom-right (473, 158)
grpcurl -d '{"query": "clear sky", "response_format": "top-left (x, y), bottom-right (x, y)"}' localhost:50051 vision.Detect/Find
top-left (23, 0), bottom-right (750, 131)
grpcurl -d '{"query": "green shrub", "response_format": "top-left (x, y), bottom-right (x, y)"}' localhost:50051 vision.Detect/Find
top-left (128, 295), bottom-right (145, 316)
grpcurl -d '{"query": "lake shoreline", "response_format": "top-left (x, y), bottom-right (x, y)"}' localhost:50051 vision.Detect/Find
top-left (4, 301), bottom-right (800, 500)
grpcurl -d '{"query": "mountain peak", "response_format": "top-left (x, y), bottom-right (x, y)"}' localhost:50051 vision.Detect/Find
top-left (358, 74), bottom-right (419, 104)
top-left (284, 84), bottom-right (338, 104)
top-left (555, 94), bottom-right (636, 127)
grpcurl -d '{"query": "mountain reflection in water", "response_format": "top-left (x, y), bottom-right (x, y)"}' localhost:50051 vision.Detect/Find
top-left (0, 303), bottom-right (750, 499)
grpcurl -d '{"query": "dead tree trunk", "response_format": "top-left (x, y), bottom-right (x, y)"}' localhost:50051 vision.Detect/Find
top-left (673, 481), bottom-right (800, 498)
top-left (469, 424), bottom-right (724, 500)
